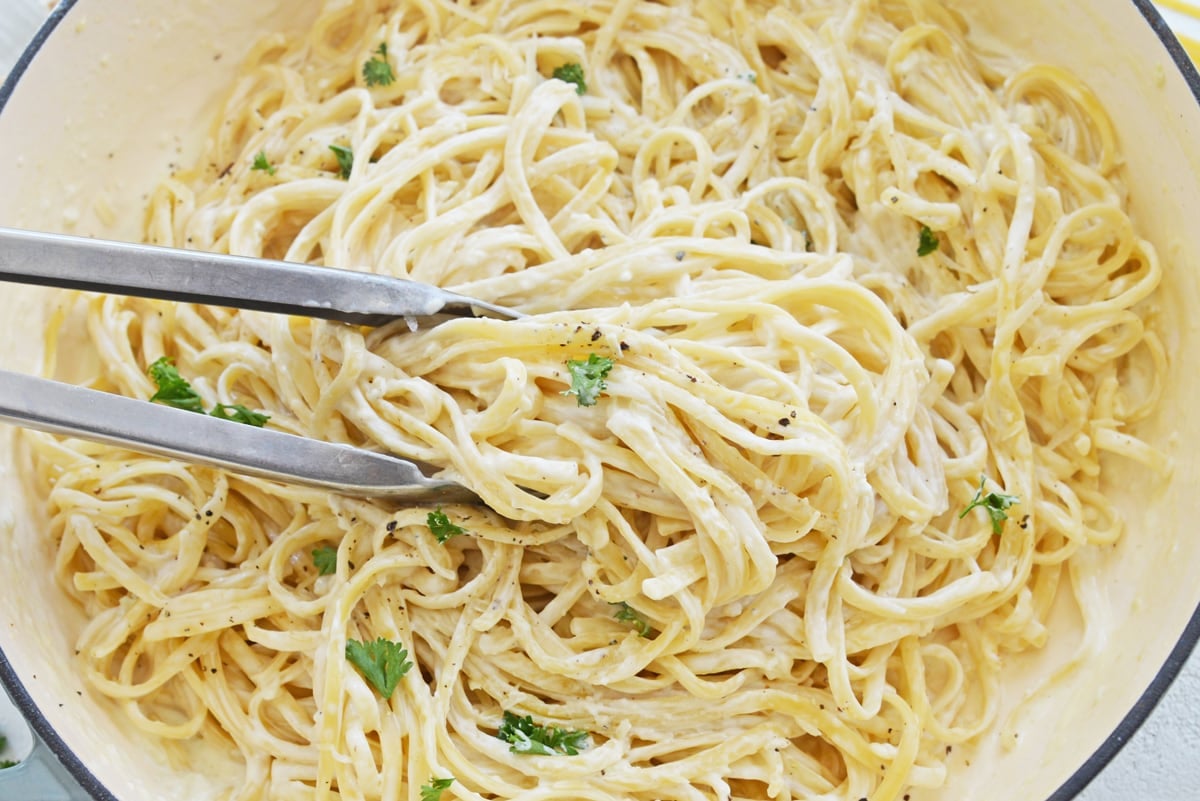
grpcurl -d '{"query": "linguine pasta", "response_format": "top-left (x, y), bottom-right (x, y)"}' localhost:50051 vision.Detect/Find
top-left (26, 1), bottom-right (1165, 799)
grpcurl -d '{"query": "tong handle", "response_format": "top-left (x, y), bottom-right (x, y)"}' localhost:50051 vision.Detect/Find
top-left (0, 370), bottom-right (480, 503)
top-left (0, 227), bottom-right (518, 326)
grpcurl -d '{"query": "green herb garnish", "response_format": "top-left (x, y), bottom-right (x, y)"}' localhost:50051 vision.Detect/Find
top-left (613, 602), bottom-right (652, 637)
top-left (496, 711), bottom-right (589, 756)
top-left (419, 777), bottom-right (454, 801)
top-left (210, 404), bottom-right (270, 427)
top-left (312, 546), bottom-right (337, 576)
top-left (959, 475), bottom-right (1021, 535)
top-left (551, 62), bottom-right (586, 95)
top-left (345, 637), bottom-right (412, 700)
top-left (148, 357), bottom-right (205, 413)
top-left (563, 353), bottom-right (614, 407)
top-left (363, 42), bottom-right (395, 87)
top-left (251, 151), bottom-right (276, 176)
top-left (329, 143), bottom-right (354, 179)
top-left (147, 357), bottom-right (269, 426)
top-left (426, 508), bottom-right (466, 543)
top-left (917, 225), bottom-right (940, 257)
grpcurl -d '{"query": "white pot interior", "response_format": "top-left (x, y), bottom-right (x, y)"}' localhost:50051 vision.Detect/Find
top-left (0, 1), bottom-right (1197, 799)
top-left (0, 2), bottom-right (318, 798)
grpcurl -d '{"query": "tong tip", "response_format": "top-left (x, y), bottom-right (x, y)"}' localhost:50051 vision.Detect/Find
top-left (438, 293), bottom-right (524, 321)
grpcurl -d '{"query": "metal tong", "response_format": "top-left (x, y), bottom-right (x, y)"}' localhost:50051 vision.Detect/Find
top-left (0, 227), bottom-right (522, 504)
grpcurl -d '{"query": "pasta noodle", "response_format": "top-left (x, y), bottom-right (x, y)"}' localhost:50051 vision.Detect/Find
top-left (25, 1), bottom-right (1166, 799)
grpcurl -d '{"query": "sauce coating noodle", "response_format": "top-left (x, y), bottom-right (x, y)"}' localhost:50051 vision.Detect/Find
top-left (27, 1), bottom-right (1165, 799)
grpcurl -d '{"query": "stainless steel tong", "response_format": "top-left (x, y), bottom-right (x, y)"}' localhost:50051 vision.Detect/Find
top-left (0, 227), bottom-right (522, 503)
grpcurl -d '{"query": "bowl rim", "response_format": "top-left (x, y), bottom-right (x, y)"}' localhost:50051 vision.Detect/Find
top-left (0, 1), bottom-right (1198, 799)
top-left (0, 6), bottom-right (124, 797)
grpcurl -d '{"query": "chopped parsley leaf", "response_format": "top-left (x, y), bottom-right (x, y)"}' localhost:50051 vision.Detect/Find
top-left (551, 62), bottom-right (586, 95)
top-left (363, 42), bottom-right (395, 87)
top-left (427, 507), bottom-right (466, 543)
top-left (613, 602), bottom-right (652, 637)
top-left (250, 151), bottom-right (276, 175)
top-left (312, 546), bottom-right (337, 576)
top-left (148, 357), bottom-right (205, 413)
top-left (420, 777), bottom-right (454, 801)
top-left (345, 637), bottom-right (412, 699)
top-left (563, 353), bottom-right (614, 407)
top-left (497, 711), bottom-right (589, 756)
top-left (147, 358), bottom-right (269, 426)
top-left (329, 143), bottom-right (354, 179)
top-left (917, 225), bottom-right (940, 257)
top-left (210, 404), bottom-right (270, 427)
top-left (958, 475), bottom-right (1021, 535)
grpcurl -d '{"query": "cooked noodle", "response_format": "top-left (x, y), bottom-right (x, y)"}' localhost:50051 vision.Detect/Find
top-left (26, 1), bottom-right (1165, 799)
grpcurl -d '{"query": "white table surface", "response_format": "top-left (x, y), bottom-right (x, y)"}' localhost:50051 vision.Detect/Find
top-left (0, 1), bottom-right (1197, 799)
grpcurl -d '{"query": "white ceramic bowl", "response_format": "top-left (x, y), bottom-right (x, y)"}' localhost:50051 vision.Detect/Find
top-left (1, 1), bottom-right (1199, 799)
